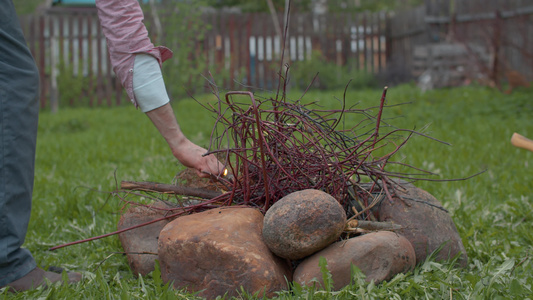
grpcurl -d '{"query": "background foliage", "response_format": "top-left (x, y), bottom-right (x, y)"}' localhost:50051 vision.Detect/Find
top-left (142, 0), bottom-right (244, 100)
top-left (15, 0), bottom-right (425, 16)
top-left (289, 50), bottom-right (378, 90)
top-left (204, 0), bottom-right (424, 12)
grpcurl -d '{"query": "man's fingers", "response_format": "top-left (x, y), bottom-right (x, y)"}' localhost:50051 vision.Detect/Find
top-left (196, 169), bottom-right (211, 178)
top-left (205, 156), bottom-right (225, 176)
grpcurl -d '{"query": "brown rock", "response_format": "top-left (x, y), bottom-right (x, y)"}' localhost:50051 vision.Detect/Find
top-left (262, 189), bottom-right (346, 260)
top-left (158, 207), bottom-right (292, 299)
top-left (378, 182), bottom-right (468, 267)
top-left (293, 231), bottom-right (415, 289)
top-left (117, 202), bottom-right (176, 276)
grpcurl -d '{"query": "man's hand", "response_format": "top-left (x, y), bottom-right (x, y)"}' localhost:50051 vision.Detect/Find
top-left (145, 103), bottom-right (224, 178)
top-left (172, 138), bottom-right (224, 178)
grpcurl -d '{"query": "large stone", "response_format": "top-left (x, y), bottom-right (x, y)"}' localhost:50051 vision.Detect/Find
top-left (263, 189), bottom-right (346, 260)
top-left (293, 231), bottom-right (416, 289)
top-left (158, 207), bottom-right (292, 299)
top-left (117, 202), bottom-right (176, 276)
top-left (377, 182), bottom-right (468, 267)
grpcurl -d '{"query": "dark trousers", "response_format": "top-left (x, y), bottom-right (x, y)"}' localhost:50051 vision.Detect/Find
top-left (0, 0), bottom-right (40, 286)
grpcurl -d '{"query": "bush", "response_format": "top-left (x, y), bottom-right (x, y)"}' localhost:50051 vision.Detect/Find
top-left (56, 59), bottom-right (91, 107)
top-left (144, 1), bottom-right (211, 98)
top-left (289, 50), bottom-right (378, 90)
top-left (143, 1), bottom-right (238, 99)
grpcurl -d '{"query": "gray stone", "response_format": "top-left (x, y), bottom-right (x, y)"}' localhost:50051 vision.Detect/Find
top-left (263, 189), bottom-right (346, 260)
top-left (378, 182), bottom-right (468, 267)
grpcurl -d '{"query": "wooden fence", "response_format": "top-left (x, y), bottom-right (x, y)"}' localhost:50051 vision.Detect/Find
top-left (202, 11), bottom-right (388, 90)
top-left (19, 0), bottom-right (533, 109)
top-left (20, 8), bottom-right (120, 110)
top-left (20, 6), bottom-right (388, 110)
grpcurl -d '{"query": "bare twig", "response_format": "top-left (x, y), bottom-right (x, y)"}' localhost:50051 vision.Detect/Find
top-left (345, 220), bottom-right (403, 232)
top-left (120, 180), bottom-right (223, 199)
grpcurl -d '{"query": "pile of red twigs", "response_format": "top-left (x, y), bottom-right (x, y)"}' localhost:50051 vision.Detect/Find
top-left (199, 85), bottom-right (444, 216)
top-left (49, 84), bottom-right (449, 251)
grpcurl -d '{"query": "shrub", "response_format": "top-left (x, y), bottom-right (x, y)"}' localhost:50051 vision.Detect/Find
top-left (289, 50), bottom-right (378, 90)
top-left (143, 1), bottom-right (238, 99)
top-left (56, 58), bottom-right (91, 107)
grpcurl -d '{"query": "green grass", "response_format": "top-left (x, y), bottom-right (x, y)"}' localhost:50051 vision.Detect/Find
top-left (1, 84), bottom-right (532, 299)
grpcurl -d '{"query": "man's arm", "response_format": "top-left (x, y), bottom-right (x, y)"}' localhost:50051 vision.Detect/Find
top-left (145, 103), bottom-right (223, 178)
top-left (95, 0), bottom-right (223, 178)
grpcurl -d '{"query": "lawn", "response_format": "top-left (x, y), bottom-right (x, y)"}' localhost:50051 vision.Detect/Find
top-left (1, 83), bottom-right (532, 299)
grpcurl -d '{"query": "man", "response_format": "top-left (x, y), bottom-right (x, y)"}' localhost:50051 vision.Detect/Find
top-left (0, 0), bottom-right (223, 292)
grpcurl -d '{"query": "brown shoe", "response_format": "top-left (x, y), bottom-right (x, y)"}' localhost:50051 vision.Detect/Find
top-left (1, 267), bottom-right (82, 292)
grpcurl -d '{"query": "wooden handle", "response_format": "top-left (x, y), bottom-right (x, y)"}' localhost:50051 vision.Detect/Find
top-left (511, 133), bottom-right (533, 152)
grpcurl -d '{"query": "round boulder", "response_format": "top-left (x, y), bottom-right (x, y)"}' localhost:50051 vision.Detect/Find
top-left (158, 207), bottom-right (292, 299)
top-left (262, 189), bottom-right (346, 260)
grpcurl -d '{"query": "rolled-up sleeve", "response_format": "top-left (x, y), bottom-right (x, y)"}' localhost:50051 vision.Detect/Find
top-left (95, 0), bottom-right (173, 106)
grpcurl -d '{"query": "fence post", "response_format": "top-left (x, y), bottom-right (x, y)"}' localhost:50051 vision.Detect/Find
top-left (50, 16), bottom-right (59, 113)
top-left (490, 9), bottom-right (502, 87)
top-left (385, 12), bottom-right (392, 67)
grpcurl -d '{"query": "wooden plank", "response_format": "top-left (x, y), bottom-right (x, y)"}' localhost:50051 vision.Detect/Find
top-left (203, 12), bottom-right (214, 89)
top-left (49, 16), bottom-right (58, 112)
top-left (87, 14), bottom-right (94, 106)
top-left (228, 14), bottom-right (236, 90)
top-left (353, 12), bottom-right (361, 71)
top-left (259, 14), bottom-right (267, 90)
top-left (58, 15), bottom-right (64, 72)
top-left (234, 13), bottom-right (243, 89)
top-left (253, 13), bottom-right (260, 88)
top-left (265, 14), bottom-right (275, 90)
top-left (38, 15), bottom-right (46, 108)
top-left (340, 13), bottom-right (349, 70)
top-left (114, 68), bottom-right (122, 106)
top-left (96, 13), bottom-right (104, 106)
top-left (370, 12), bottom-right (377, 73)
top-left (105, 38), bottom-right (113, 106)
top-left (217, 13), bottom-right (226, 88)
top-left (334, 12), bottom-right (343, 67)
top-left (29, 16), bottom-right (36, 65)
top-left (68, 14), bottom-right (74, 106)
top-left (245, 14), bottom-right (252, 89)
top-left (362, 12), bottom-right (368, 73)
top-left (384, 12), bottom-right (392, 66)
top-left (78, 14), bottom-right (84, 105)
